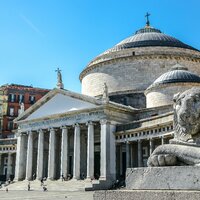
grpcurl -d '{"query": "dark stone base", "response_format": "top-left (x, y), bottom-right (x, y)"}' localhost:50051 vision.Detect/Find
top-left (93, 190), bottom-right (200, 200)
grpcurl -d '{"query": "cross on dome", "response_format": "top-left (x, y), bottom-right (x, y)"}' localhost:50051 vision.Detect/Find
top-left (145, 12), bottom-right (151, 27)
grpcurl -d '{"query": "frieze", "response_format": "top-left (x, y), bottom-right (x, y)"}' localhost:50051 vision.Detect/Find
top-left (19, 111), bottom-right (106, 132)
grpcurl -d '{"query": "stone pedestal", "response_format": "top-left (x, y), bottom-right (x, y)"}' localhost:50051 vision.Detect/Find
top-left (94, 190), bottom-right (200, 200)
top-left (126, 166), bottom-right (200, 190)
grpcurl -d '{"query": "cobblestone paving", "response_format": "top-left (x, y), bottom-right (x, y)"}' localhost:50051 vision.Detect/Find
top-left (0, 190), bottom-right (94, 200)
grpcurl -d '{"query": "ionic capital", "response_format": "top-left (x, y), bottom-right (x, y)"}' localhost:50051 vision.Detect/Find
top-left (86, 121), bottom-right (94, 126)
top-left (73, 123), bottom-right (80, 128)
top-left (100, 119), bottom-right (110, 125)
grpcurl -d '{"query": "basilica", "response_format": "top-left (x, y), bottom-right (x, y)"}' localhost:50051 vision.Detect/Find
top-left (14, 17), bottom-right (200, 189)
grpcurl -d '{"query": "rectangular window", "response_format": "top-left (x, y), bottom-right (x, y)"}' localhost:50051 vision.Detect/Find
top-left (29, 95), bottom-right (35, 104)
top-left (18, 94), bottom-right (24, 103)
top-left (9, 107), bottom-right (14, 116)
top-left (9, 94), bottom-right (16, 102)
top-left (18, 108), bottom-right (21, 116)
top-left (7, 121), bottom-right (13, 130)
top-left (142, 146), bottom-right (148, 157)
top-left (4, 157), bottom-right (8, 164)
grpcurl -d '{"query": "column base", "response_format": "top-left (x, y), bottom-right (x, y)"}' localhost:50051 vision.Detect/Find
top-left (25, 177), bottom-right (32, 181)
top-left (47, 177), bottom-right (55, 181)
top-left (72, 177), bottom-right (80, 181)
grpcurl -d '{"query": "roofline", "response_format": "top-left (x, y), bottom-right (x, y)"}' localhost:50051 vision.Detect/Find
top-left (14, 88), bottom-right (103, 122)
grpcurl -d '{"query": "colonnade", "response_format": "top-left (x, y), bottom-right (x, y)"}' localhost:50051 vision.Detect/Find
top-left (15, 120), bottom-right (115, 181)
top-left (118, 136), bottom-right (167, 175)
top-left (0, 153), bottom-right (15, 179)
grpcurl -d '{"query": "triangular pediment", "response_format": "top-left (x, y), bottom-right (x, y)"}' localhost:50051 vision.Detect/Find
top-left (15, 88), bottom-right (102, 122)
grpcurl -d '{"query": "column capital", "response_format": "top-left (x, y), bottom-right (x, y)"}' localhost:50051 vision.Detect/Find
top-left (100, 119), bottom-right (110, 125)
top-left (38, 129), bottom-right (44, 133)
top-left (16, 131), bottom-right (26, 137)
top-left (86, 121), bottom-right (94, 126)
top-left (27, 130), bottom-right (34, 135)
top-left (73, 123), bottom-right (80, 128)
top-left (61, 126), bottom-right (70, 130)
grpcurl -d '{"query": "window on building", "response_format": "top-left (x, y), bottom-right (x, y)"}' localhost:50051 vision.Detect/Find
top-left (142, 147), bottom-right (148, 157)
top-left (18, 94), bottom-right (24, 103)
top-left (9, 94), bottom-right (16, 102)
top-left (18, 108), bottom-right (21, 116)
top-left (29, 95), bottom-right (35, 104)
top-left (4, 157), bottom-right (8, 164)
top-left (9, 107), bottom-right (14, 116)
top-left (7, 121), bottom-right (13, 130)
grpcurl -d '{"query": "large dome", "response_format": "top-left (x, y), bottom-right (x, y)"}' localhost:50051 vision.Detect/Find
top-left (103, 26), bottom-right (198, 54)
top-left (80, 21), bottom-right (200, 109)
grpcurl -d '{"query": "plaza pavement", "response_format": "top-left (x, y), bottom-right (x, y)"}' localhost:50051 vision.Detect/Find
top-left (0, 180), bottom-right (95, 200)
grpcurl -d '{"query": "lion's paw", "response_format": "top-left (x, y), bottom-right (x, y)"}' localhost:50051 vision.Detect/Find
top-left (147, 154), bottom-right (177, 167)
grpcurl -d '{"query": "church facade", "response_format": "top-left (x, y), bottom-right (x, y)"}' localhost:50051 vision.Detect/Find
top-left (14, 18), bottom-right (200, 189)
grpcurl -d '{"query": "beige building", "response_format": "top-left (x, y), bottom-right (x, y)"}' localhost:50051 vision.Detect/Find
top-left (14, 19), bottom-right (200, 189)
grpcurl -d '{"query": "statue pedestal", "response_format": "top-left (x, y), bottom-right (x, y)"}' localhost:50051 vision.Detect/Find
top-left (94, 190), bottom-right (200, 200)
top-left (126, 166), bottom-right (200, 190)
top-left (94, 166), bottom-right (200, 200)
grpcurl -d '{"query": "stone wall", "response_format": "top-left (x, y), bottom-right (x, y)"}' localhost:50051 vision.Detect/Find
top-left (80, 46), bottom-right (200, 97)
top-left (109, 92), bottom-right (146, 108)
top-left (146, 83), bottom-right (200, 108)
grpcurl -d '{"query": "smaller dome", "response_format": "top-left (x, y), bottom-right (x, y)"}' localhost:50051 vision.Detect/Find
top-left (147, 65), bottom-right (200, 90)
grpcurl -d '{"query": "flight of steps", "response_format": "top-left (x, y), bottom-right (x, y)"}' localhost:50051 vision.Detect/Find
top-left (1, 179), bottom-right (94, 191)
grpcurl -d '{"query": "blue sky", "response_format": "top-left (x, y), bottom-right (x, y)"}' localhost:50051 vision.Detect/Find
top-left (0, 0), bottom-right (200, 92)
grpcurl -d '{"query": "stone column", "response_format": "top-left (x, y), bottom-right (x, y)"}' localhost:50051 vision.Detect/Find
top-left (0, 154), bottom-right (2, 174)
top-left (86, 121), bottom-right (94, 179)
top-left (26, 131), bottom-right (33, 180)
top-left (149, 138), bottom-right (154, 155)
top-left (138, 140), bottom-right (143, 167)
top-left (15, 133), bottom-right (26, 181)
top-left (161, 136), bottom-right (165, 145)
top-left (130, 143), bottom-right (133, 167)
top-left (60, 127), bottom-right (68, 179)
top-left (48, 128), bottom-right (56, 180)
top-left (7, 153), bottom-right (12, 179)
top-left (37, 129), bottom-right (44, 180)
top-left (100, 119), bottom-right (110, 180)
top-left (126, 142), bottom-right (130, 168)
top-left (119, 145), bottom-right (123, 175)
top-left (73, 124), bottom-right (80, 179)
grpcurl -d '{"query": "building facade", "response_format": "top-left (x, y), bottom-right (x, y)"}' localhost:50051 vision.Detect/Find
top-left (14, 19), bottom-right (200, 189)
top-left (0, 84), bottom-right (49, 182)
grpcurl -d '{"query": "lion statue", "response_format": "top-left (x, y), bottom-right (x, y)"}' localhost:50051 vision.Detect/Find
top-left (147, 87), bottom-right (200, 167)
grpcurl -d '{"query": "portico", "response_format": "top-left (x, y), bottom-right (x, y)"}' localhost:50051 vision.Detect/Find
top-left (14, 88), bottom-right (135, 186)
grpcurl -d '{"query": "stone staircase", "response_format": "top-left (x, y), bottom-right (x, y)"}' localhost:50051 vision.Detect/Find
top-left (1, 179), bottom-right (94, 191)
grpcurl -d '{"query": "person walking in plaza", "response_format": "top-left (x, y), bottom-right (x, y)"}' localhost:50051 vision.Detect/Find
top-left (28, 182), bottom-right (30, 191)
top-left (40, 178), bottom-right (44, 186)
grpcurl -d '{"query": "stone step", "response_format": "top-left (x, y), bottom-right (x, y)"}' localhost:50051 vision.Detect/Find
top-left (1, 179), bottom-right (94, 191)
